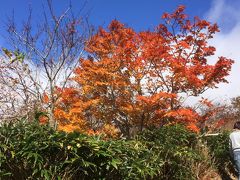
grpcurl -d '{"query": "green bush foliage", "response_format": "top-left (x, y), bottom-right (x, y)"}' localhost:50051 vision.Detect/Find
top-left (203, 131), bottom-right (236, 178)
top-left (1, 120), bottom-right (230, 179)
top-left (137, 125), bottom-right (203, 180)
top-left (0, 120), bottom-right (163, 179)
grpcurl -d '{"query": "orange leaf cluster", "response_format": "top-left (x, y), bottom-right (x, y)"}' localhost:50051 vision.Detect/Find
top-left (51, 6), bottom-right (233, 136)
top-left (39, 115), bottom-right (49, 125)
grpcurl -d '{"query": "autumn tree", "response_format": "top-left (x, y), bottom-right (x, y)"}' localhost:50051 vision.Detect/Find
top-left (204, 96), bottom-right (240, 132)
top-left (55, 6), bottom-right (233, 137)
top-left (1, 0), bottom-right (91, 127)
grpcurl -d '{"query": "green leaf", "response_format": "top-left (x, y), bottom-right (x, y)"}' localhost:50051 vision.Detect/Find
top-left (110, 159), bottom-right (121, 169)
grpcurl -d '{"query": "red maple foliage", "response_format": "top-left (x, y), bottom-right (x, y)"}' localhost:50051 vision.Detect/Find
top-left (53, 6), bottom-right (234, 137)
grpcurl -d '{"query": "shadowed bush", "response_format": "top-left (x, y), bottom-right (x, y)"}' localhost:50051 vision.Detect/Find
top-left (137, 125), bottom-right (205, 180)
top-left (203, 131), bottom-right (236, 179)
top-left (1, 119), bottom-right (225, 179)
top-left (0, 119), bottom-right (163, 179)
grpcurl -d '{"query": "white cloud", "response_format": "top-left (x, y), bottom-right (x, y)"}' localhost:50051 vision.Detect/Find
top-left (206, 0), bottom-right (240, 30)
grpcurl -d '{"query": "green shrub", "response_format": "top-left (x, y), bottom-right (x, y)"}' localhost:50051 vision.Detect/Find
top-left (0, 119), bottom-right (163, 179)
top-left (203, 131), bottom-right (236, 178)
top-left (137, 124), bottom-right (203, 180)
top-left (2, 120), bottom-right (228, 179)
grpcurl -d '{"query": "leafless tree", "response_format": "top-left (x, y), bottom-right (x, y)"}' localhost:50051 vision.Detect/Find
top-left (0, 56), bottom-right (41, 122)
top-left (1, 0), bottom-right (92, 128)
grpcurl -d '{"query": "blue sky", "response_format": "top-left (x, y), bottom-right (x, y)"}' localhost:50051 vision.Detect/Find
top-left (84, 0), bottom-right (211, 30)
top-left (0, 0), bottom-right (239, 101)
top-left (0, 0), bottom-right (233, 43)
top-left (0, 1), bottom-right (212, 37)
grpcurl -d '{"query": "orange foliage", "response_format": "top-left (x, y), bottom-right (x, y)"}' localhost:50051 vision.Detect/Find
top-left (42, 92), bottom-right (49, 103)
top-left (53, 6), bottom-right (233, 136)
top-left (199, 98), bottom-right (213, 108)
top-left (99, 124), bottom-right (120, 138)
top-left (39, 115), bottom-right (49, 125)
top-left (215, 119), bottom-right (226, 129)
top-left (53, 87), bottom-right (89, 133)
top-left (187, 123), bottom-right (200, 133)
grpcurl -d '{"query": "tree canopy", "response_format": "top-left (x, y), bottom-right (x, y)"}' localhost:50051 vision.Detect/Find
top-left (45, 6), bottom-right (233, 137)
